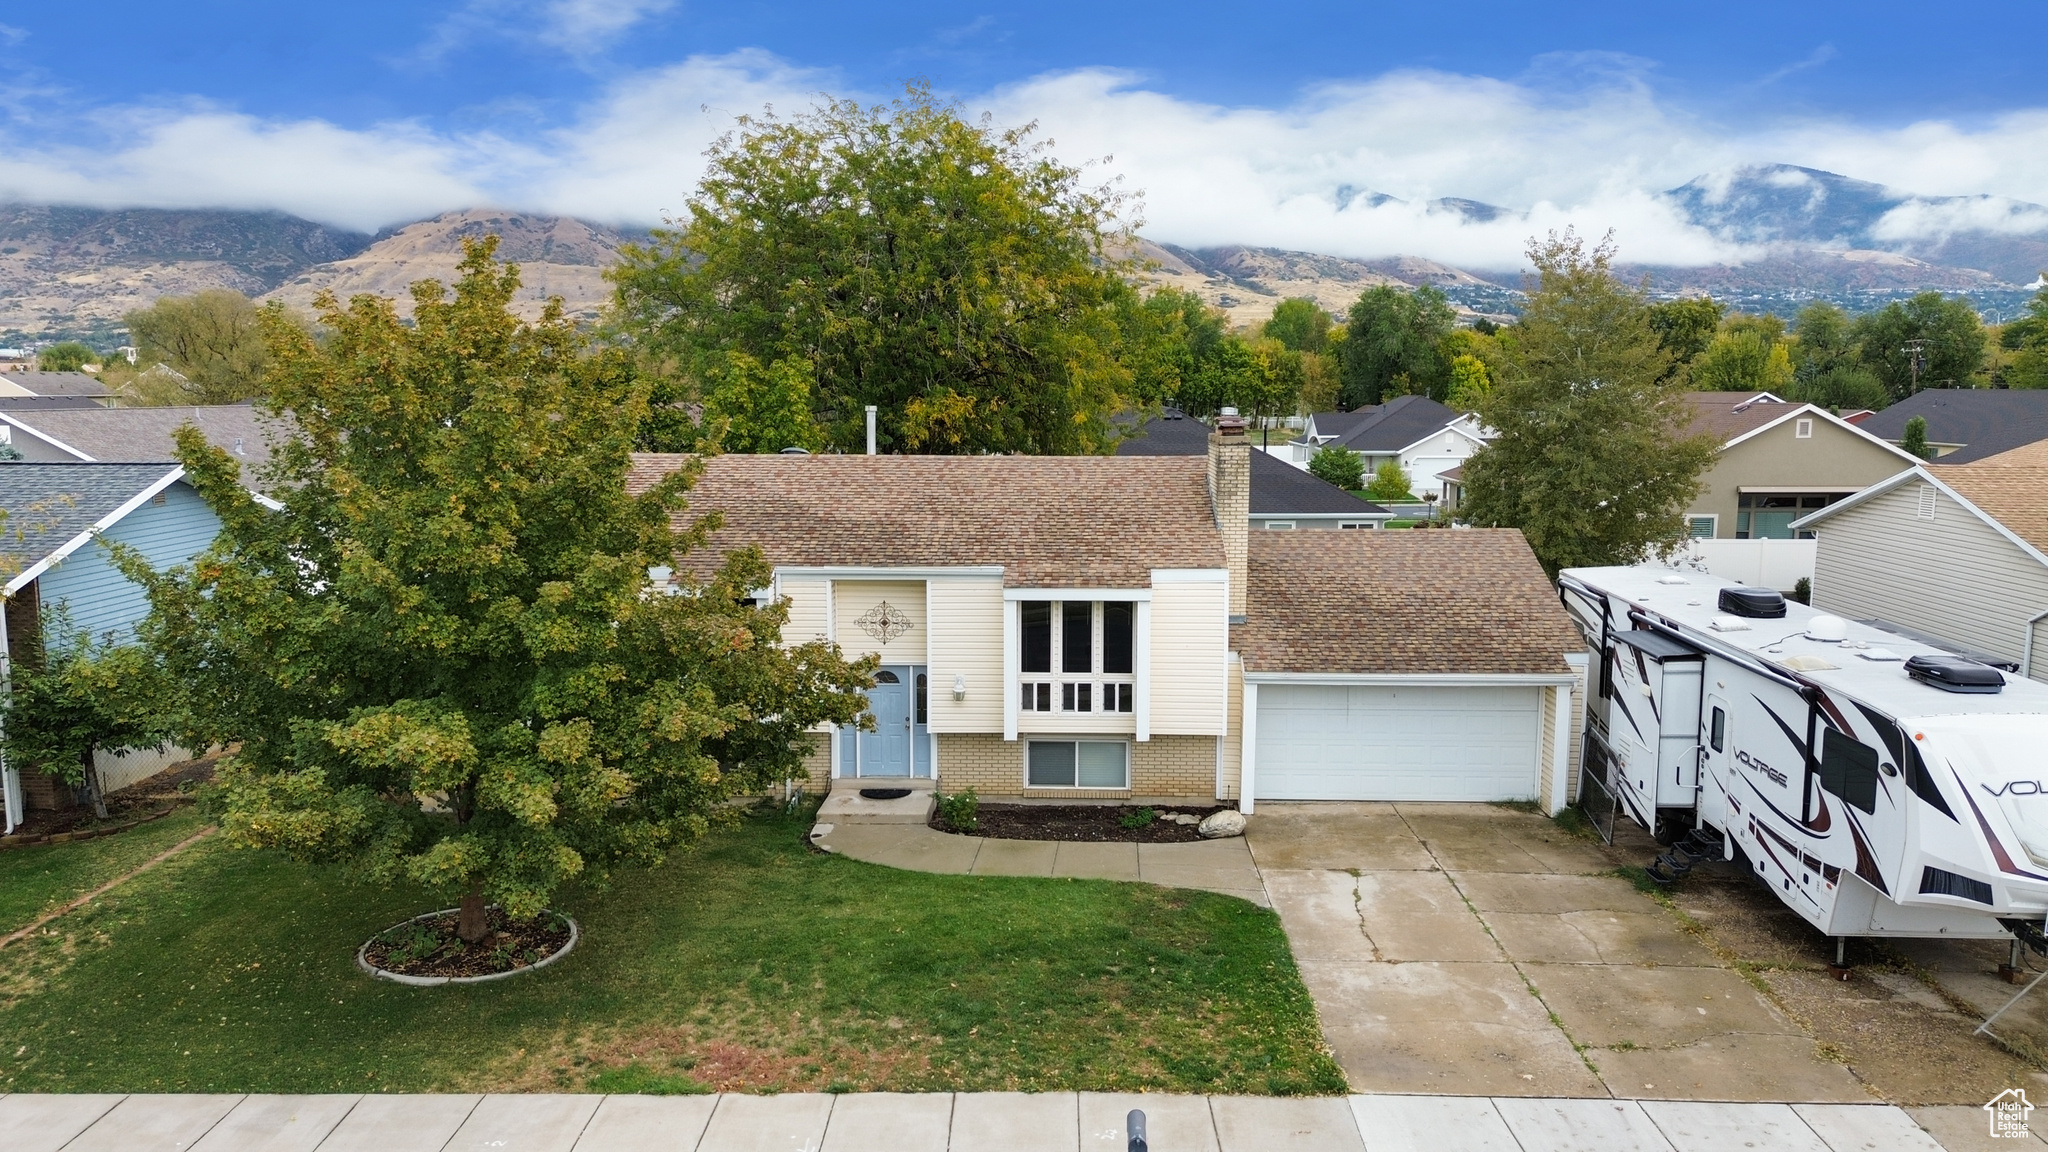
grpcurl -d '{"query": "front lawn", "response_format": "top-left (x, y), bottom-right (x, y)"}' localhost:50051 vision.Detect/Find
top-left (0, 802), bottom-right (1342, 1096)
top-left (0, 806), bottom-right (210, 936)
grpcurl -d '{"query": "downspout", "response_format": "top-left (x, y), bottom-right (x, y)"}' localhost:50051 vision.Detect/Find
top-left (0, 596), bottom-right (15, 835)
top-left (2024, 605), bottom-right (2048, 681)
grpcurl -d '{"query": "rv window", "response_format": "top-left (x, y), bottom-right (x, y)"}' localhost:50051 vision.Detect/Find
top-left (1819, 728), bottom-right (1880, 814)
top-left (1709, 707), bottom-right (1726, 752)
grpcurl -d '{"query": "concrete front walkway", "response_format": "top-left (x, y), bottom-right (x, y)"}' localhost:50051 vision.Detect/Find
top-left (808, 822), bottom-right (1269, 906)
top-left (1, 1091), bottom-right (1998, 1151)
top-left (1247, 802), bottom-right (1866, 1103)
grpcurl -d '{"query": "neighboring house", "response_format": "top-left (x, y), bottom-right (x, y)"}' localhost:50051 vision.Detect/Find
top-left (1858, 389), bottom-right (2048, 463)
top-left (1677, 392), bottom-right (1920, 542)
top-left (629, 425), bottom-right (1586, 811)
top-left (1791, 439), bottom-right (2048, 681)
top-left (1276, 395), bottom-right (1487, 495)
top-left (1116, 412), bottom-right (1392, 529)
top-left (0, 403), bottom-right (277, 490)
top-left (1, 372), bottom-right (113, 403)
top-left (0, 463), bottom-right (225, 831)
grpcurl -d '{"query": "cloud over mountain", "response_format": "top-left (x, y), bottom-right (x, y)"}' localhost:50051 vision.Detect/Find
top-left (7, 50), bottom-right (2048, 269)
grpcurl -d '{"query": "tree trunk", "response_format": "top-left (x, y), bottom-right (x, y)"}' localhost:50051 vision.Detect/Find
top-left (456, 887), bottom-right (489, 944)
top-left (82, 749), bottom-right (107, 821)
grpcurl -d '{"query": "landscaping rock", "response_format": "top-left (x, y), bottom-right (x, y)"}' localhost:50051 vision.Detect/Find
top-left (1172, 814), bottom-right (1200, 825)
top-left (1197, 810), bottom-right (1247, 838)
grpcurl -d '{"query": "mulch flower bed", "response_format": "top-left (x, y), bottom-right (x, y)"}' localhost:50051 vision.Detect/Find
top-left (362, 907), bottom-right (574, 979)
top-left (940, 804), bottom-right (1230, 844)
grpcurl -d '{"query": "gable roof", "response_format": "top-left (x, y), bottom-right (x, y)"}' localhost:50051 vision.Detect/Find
top-left (629, 454), bottom-right (1227, 587)
top-left (0, 462), bottom-right (186, 596)
top-left (1681, 391), bottom-right (1921, 464)
top-left (6, 372), bottom-right (112, 399)
top-left (1312, 395), bottom-right (1467, 453)
top-left (1115, 414), bottom-right (1389, 518)
top-left (1858, 389), bottom-right (2048, 464)
top-left (1232, 528), bottom-right (1580, 675)
top-left (1791, 447), bottom-right (2048, 571)
top-left (1, 404), bottom-right (278, 489)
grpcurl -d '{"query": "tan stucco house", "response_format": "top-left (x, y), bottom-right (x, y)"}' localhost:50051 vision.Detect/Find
top-left (1792, 439), bottom-right (2048, 680)
top-left (629, 423), bottom-right (1587, 811)
top-left (1678, 392), bottom-right (1921, 541)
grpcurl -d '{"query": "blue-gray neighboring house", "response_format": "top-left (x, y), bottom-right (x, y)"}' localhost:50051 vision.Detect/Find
top-left (0, 463), bottom-right (227, 831)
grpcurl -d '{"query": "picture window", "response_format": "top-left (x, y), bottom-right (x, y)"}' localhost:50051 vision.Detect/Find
top-left (1026, 740), bottom-right (1129, 788)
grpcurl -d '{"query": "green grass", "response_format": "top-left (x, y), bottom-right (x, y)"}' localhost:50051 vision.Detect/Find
top-left (0, 803), bottom-right (1342, 1096)
top-left (0, 807), bottom-right (210, 936)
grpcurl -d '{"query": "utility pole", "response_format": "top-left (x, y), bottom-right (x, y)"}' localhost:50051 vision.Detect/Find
top-left (1903, 339), bottom-right (1928, 394)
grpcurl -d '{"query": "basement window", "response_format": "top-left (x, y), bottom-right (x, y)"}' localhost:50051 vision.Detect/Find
top-left (1026, 740), bottom-right (1129, 789)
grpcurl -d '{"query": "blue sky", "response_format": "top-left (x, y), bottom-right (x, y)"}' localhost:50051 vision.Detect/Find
top-left (5, 2), bottom-right (2047, 265)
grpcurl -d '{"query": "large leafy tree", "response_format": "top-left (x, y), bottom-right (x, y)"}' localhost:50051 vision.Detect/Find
top-left (1852, 292), bottom-right (1987, 398)
top-left (1337, 285), bottom-right (1456, 407)
top-left (1458, 232), bottom-right (1720, 574)
top-left (1, 624), bottom-right (172, 820)
top-left (1646, 296), bottom-right (1725, 378)
top-left (1175, 335), bottom-right (1301, 424)
top-left (130, 240), bottom-right (873, 942)
top-left (2000, 285), bottom-right (2048, 389)
top-left (610, 85), bottom-right (1139, 456)
top-left (1788, 302), bottom-right (1888, 410)
top-left (1263, 298), bottom-right (1332, 354)
top-left (117, 290), bottom-right (282, 405)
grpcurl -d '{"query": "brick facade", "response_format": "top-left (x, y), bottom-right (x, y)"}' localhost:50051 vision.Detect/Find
top-left (935, 732), bottom-right (1219, 802)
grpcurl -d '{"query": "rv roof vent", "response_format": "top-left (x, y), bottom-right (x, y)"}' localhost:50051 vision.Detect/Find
top-left (1904, 654), bottom-right (2005, 694)
top-left (1656, 575), bottom-right (1689, 585)
top-left (1806, 615), bottom-right (1848, 642)
top-left (1718, 586), bottom-right (1787, 618)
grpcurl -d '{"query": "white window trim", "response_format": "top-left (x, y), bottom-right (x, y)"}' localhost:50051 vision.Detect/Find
top-left (1017, 600), bottom-right (1137, 717)
top-left (1023, 738), bottom-right (1131, 790)
top-left (1265, 520), bottom-right (1297, 530)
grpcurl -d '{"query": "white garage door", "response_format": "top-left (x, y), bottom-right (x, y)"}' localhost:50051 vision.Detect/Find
top-left (1255, 684), bottom-right (1542, 801)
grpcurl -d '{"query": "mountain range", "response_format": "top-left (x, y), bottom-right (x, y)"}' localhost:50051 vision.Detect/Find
top-left (5, 164), bottom-right (2046, 341)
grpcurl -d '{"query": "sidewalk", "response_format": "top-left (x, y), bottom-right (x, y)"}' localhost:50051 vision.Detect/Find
top-left (808, 822), bottom-right (1270, 906)
top-left (0, 1090), bottom-right (2010, 1151)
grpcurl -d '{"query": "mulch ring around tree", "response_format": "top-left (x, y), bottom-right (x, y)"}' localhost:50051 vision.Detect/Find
top-left (361, 907), bottom-right (575, 980)
top-left (943, 804), bottom-right (1231, 844)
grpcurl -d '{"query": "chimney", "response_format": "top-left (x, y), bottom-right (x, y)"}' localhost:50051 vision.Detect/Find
top-left (1208, 408), bottom-right (1250, 621)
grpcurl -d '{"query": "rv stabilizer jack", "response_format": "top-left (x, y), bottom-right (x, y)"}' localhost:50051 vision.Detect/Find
top-left (1646, 826), bottom-right (1726, 887)
top-left (1999, 917), bottom-right (2048, 958)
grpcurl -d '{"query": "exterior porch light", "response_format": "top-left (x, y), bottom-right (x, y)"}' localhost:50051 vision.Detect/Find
top-left (952, 673), bottom-right (967, 701)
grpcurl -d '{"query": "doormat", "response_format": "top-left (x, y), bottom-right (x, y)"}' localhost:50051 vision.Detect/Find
top-left (859, 788), bottom-right (913, 801)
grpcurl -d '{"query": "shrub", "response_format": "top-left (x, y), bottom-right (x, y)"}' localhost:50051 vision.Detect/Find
top-left (1308, 445), bottom-right (1364, 490)
top-left (1119, 806), bottom-right (1157, 829)
top-left (937, 788), bottom-right (979, 832)
top-left (1792, 577), bottom-right (1812, 605)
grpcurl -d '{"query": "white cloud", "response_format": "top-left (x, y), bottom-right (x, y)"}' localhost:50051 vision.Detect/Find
top-left (9, 52), bottom-right (2048, 266)
top-left (413, 0), bottom-right (675, 65)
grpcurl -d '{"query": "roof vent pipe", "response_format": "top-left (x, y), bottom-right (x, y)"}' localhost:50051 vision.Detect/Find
top-left (866, 405), bottom-right (877, 455)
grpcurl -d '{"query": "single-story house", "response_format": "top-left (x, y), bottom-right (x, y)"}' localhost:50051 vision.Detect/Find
top-left (0, 403), bottom-right (276, 491)
top-left (1116, 412), bottom-right (1392, 529)
top-left (0, 463), bottom-right (226, 831)
top-left (1856, 389), bottom-right (2048, 463)
top-left (630, 423), bottom-right (1587, 811)
top-left (1792, 438), bottom-right (2048, 681)
top-left (1275, 395), bottom-right (1487, 496)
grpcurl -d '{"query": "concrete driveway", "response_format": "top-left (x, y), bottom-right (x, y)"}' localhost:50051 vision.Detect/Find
top-left (1247, 802), bottom-right (1868, 1102)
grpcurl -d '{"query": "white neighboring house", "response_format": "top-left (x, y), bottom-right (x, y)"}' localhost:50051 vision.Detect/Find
top-left (1273, 395), bottom-right (1487, 495)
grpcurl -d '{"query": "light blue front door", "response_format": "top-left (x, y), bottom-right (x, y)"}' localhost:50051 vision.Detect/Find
top-left (857, 668), bottom-right (913, 776)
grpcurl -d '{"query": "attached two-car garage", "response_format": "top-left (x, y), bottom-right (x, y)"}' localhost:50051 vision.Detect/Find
top-left (1249, 683), bottom-right (1546, 803)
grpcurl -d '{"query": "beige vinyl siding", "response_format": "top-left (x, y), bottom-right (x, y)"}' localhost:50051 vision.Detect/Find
top-left (832, 580), bottom-right (928, 663)
top-left (1810, 482), bottom-right (2048, 675)
top-left (925, 576), bottom-right (1004, 734)
top-left (1149, 576), bottom-right (1229, 735)
top-left (1537, 684), bottom-right (1558, 806)
top-left (1218, 653), bottom-right (1243, 800)
top-left (2033, 622), bottom-right (2048, 684)
top-left (778, 576), bottom-right (831, 645)
top-left (1687, 416), bottom-right (1908, 538)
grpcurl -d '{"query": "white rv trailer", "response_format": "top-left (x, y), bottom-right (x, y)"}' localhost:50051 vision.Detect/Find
top-left (1560, 565), bottom-right (2048, 944)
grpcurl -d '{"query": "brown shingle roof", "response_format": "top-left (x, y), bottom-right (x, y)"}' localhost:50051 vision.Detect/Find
top-left (1933, 444), bottom-right (2048, 556)
top-left (629, 454), bottom-right (1226, 587)
top-left (1233, 529), bottom-right (1579, 675)
top-left (1679, 392), bottom-right (1800, 443)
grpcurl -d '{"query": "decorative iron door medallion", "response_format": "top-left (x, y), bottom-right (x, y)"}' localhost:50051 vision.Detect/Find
top-left (856, 601), bottom-right (912, 644)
